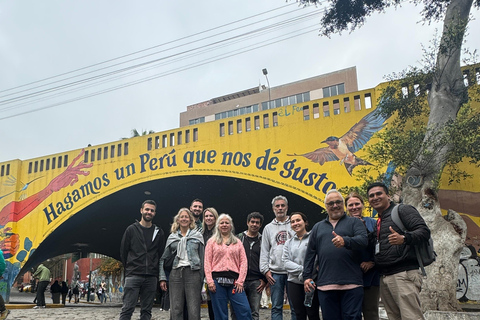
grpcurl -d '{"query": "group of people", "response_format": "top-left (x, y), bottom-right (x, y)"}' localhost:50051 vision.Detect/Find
top-left (119, 182), bottom-right (431, 320)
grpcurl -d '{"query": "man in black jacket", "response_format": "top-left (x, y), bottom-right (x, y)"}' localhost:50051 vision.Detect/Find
top-left (232, 212), bottom-right (267, 320)
top-left (119, 200), bottom-right (165, 320)
top-left (367, 182), bottom-right (430, 320)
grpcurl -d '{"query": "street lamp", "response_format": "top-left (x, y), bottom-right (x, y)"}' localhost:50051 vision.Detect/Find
top-left (262, 68), bottom-right (271, 108)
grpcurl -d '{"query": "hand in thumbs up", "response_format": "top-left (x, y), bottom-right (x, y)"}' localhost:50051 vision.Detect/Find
top-left (332, 231), bottom-right (345, 248)
top-left (388, 226), bottom-right (405, 245)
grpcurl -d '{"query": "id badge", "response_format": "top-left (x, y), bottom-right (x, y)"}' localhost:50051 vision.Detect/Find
top-left (375, 241), bottom-right (380, 255)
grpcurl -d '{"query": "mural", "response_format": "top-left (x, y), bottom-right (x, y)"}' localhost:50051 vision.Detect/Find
top-left (0, 84), bottom-right (478, 304)
top-left (288, 108), bottom-right (389, 175)
top-left (457, 245), bottom-right (480, 302)
top-left (0, 150), bottom-right (92, 300)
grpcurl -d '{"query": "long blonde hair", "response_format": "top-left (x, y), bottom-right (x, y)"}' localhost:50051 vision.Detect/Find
top-left (202, 207), bottom-right (219, 232)
top-left (170, 208), bottom-right (196, 233)
top-left (212, 214), bottom-right (237, 245)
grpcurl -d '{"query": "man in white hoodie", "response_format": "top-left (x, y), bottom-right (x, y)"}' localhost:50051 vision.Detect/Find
top-left (260, 195), bottom-right (296, 320)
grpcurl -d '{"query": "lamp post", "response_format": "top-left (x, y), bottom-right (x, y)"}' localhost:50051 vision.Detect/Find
top-left (262, 68), bottom-right (271, 108)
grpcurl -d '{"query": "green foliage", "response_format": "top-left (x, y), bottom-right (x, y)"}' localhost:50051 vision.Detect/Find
top-left (364, 63), bottom-right (480, 185)
top-left (98, 257), bottom-right (123, 278)
top-left (300, 0), bottom-right (480, 36)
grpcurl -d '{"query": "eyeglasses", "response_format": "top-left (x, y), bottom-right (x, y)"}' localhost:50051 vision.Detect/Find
top-left (326, 200), bottom-right (343, 207)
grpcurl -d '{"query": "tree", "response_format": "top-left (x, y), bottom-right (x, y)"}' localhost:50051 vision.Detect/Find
top-left (122, 129), bottom-right (155, 139)
top-left (98, 257), bottom-right (123, 286)
top-left (301, 0), bottom-right (479, 311)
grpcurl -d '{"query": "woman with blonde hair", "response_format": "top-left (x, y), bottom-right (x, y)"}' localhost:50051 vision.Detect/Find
top-left (204, 214), bottom-right (252, 320)
top-left (160, 208), bottom-right (204, 320)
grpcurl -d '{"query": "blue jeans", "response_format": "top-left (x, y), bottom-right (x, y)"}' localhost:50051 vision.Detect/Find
top-left (317, 287), bottom-right (363, 320)
top-left (231, 279), bottom-right (262, 320)
top-left (271, 273), bottom-right (296, 320)
top-left (119, 275), bottom-right (157, 320)
top-left (210, 279), bottom-right (252, 320)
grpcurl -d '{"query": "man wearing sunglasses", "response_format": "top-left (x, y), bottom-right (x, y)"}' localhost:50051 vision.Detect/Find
top-left (303, 189), bottom-right (367, 320)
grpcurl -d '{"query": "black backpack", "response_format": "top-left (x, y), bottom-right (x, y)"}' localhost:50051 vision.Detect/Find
top-left (391, 204), bottom-right (436, 277)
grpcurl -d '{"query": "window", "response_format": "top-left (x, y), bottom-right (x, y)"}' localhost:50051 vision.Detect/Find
top-left (189, 117), bottom-right (205, 125)
top-left (313, 103), bottom-right (319, 118)
top-left (254, 116), bottom-right (260, 130)
top-left (186, 130), bottom-right (190, 143)
top-left (228, 121), bottom-right (234, 135)
top-left (263, 114), bottom-right (269, 128)
top-left (124, 143), bottom-right (129, 155)
top-left (58, 156), bottom-right (62, 168)
top-left (84, 151), bottom-right (89, 163)
top-left (111, 145), bottom-right (115, 158)
top-left (333, 100), bottom-right (340, 115)
top-left (155, 136), bottom-right (160, 149)
top-left (245, 117), bottom-right (251, 132)
top-left (64, 155), bottom-right (68, 167)
top-left (220, 123), bottom-right (225, 137)
top-left (147, 138), bottom-right (153, 151)
top-left (273, 112), bottom-right (278, 126)
top-left (323, 83), bottom-right (345, 98)
top-left (117, 144), bottom-right (122, 157)
top-left (91, 150), bottom-right (95, 162)
top-left (237, 119), bottom-right (242, 133)
top-left (178, 131), bottom-right (182, 145)
top-left (52, 158), bottom-right (56, 170)
top-left (34, 161), bottom-right (38, 173)
top-left (40, 160), bottom-right (44, 172)
top-left (463, 71), bottom-right (469, 87)
top-left (354, 95), bottom-right (361, 110)
top-left (97, 148), bottom-right (102, 161)
top-left (323, 101), bottom-right (329, 117)
top-left (28, 162), bottom-right (33, 174)
top-left (364, 93), bottom-right (372, 109)
top-left (401, 86), bottom-right (408, 99)
top-left (46, 159), bottom-right (50, 170)
top-left (104, 147), bottom-right (109, 159)
top-left (193, 128), bottom-right (198, 141)
top-left (162, 135), bottom-right (167, 148)
top-left (414, 84), bottom-right (421, 96)
top-left (343, 97), bottom-right (350, 113)
top-left (170, 133), bottom-right (175, 146)
top-left (303, 106), bottom-right (310, 120)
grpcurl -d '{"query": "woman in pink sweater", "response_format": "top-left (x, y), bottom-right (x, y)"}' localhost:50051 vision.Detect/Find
top-left (204, 214), bottom-right (252, 320)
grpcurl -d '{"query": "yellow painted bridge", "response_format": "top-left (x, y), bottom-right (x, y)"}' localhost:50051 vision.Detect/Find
top-left (1, 83), bottom-right (479, 301)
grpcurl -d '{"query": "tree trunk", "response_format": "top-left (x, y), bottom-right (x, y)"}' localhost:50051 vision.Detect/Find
top-left (402, 0), bottom-right (473, 311)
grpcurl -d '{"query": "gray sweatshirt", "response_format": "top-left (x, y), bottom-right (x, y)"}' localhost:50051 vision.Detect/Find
top-left (282, 232), bottom-right (311, 284)
top-left (260, 218), bottom-right (295, 274)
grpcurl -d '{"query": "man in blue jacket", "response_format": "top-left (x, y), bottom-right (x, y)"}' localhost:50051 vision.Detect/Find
top-left (119, 200), bottom-right (165, 320)
top-left (303, 189), bottom-right (367, 320)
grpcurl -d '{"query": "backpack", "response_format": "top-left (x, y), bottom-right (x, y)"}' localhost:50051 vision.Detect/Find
top-left (391, 204), bottom-right (436, 277)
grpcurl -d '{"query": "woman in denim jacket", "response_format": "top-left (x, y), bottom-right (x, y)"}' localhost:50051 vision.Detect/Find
top-left (160, 208), bottom-right (204, 320)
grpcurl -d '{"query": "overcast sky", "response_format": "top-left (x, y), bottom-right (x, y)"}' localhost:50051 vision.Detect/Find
top-left (1, 1), bottom-right (478, 163)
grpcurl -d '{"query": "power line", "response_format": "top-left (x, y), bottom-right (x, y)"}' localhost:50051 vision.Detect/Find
top-left (0, 3), bottom-right (327, 120)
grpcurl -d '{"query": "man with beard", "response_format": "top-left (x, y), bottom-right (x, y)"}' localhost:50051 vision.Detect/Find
top-left (119, 200), bottom-right (165, 320)
top-left (303, 190), bottom-right (367, 320)
top-left (367, 182), bottom-right (429, 320)
top-left (190, 198), bottom-right (204, 230)
top-left (260, 195), bottom-right (296, 320)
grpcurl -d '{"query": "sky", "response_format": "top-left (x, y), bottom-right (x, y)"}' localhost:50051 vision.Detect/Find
top-left (1, 1), bottom-right (479, 162)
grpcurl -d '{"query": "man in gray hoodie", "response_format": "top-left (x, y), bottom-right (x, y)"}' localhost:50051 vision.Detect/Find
top-left (260, 195), bottom-right (296, 320)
